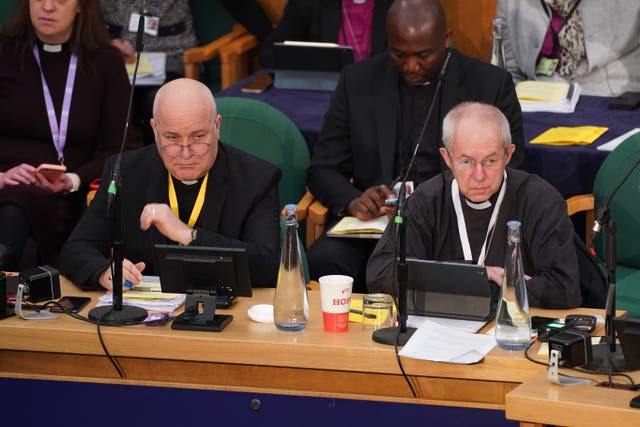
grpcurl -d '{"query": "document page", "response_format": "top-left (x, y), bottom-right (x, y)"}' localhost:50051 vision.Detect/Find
top-left (399, 320), bottom-right (496, 364)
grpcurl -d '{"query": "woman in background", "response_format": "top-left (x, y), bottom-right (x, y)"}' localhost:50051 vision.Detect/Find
top-left (0, 0), bottom-right (130, 270)
top-left (498, 0), bottom-right (640, 96)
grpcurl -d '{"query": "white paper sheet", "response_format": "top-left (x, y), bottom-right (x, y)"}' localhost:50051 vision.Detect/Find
top-left (399, 320), bottom-right (496, 364)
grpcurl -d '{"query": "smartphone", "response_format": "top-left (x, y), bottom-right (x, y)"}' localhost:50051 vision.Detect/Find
top-left (241, 73), bottom-right (273, 94)
top-left (50, 296), bottom-right (91, 313)
top-left (565, 314), bottom-right (597, 333)
top-left (36, 163), bottom-right (67, 180)
top-left (608, 91), bottom-right (640, 110)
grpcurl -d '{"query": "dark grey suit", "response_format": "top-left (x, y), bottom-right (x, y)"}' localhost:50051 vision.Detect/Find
top-left (61, 143), bottom-right (281, 289)
top-left (307, 49), bottom-right (525, 292)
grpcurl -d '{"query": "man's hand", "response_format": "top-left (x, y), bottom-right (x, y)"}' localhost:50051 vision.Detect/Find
top-left (346, 184), bottom-right (396, 221)
top-left (486, 265), bottom-right (531, 285)
top-left (139, 203), bottom-right (194, 245)
top-left (0, 164), bottom-right (37, 189)
top-left (98, 259), bottom-right (146, 291)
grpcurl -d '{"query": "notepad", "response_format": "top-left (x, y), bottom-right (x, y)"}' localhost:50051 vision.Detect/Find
top-left (327, 215), bottom-right (389, 239)
top-left (530, 126), bottom-right (608, 146)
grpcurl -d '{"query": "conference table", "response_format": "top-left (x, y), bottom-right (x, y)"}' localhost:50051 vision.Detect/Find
top-left (0, 278), bottom-right (628, 426)
top-left (217, 70), bottom-right (640, 198)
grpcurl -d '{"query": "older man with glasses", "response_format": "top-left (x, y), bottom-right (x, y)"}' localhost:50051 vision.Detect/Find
top-left (61, 79), bottom-right (282, 291)
top-left (367, 102), bottom-right (581, 309)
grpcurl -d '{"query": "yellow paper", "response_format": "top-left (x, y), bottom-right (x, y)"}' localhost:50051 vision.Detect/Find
top-left (516, 81), bottom-right (569, 102)
top-left (329, 215), bottom-right (389, 234)
top-left (530, 126), bottom-right (608, 146)
top-left (348, 298), bottom-right (396, 323)
top-left (125, 54), bottom-right (154, 76)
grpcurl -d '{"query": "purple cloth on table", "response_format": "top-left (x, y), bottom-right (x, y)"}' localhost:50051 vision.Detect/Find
top-left (216, 70), bottom-right (331, 153)
top-left (523, 95), bottom-right (640, 197)
top-left (218, 73), bottom-right (640, 198)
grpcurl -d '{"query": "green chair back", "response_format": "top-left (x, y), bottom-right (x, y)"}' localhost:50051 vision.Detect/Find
top-left (189, 0), bottom-right (237, 92)
top-left (216, 97), bottom-right (310, 207)
top-left (216, 97), bottom-right (311, 282)
top-left (593, 132), bottom-right (640, 317)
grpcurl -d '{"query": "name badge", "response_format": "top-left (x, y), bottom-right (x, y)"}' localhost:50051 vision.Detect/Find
top-left (129, 12), bottom-right (160, 37)
top-left (536, 57), bottom-right (559, 76)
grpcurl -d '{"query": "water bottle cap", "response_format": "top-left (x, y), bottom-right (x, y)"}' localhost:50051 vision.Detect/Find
top-left (507, 220), bottom-right (521, 228)
top-left (284, 204), bottom-right (297, 215)
top-left (493, 17), bottom-right (506, 26)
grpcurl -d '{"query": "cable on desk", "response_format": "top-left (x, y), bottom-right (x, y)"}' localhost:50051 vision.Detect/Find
top-left (395, 329), bottom-right (417, 398)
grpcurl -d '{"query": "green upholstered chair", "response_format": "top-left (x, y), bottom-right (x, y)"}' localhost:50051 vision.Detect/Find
top-left (568, 133), bottom-right (640, 317)
top-left (216, 97), bottom-right (310, 208)
top-left (187, 0), bottom-right (240, 93)
top-left (215, 96), bottom-right (312, 281)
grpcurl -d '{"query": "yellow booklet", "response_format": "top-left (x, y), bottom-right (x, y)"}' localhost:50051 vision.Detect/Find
top-left (530, 126), bottom-right (608, 146)
top-left (327, 215), bottom-right (389, 237)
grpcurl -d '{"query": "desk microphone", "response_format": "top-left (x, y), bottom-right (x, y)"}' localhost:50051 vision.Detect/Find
top-left (89, 14), bottom-right (148, 325)
top-left (584, 154), bottom-right (640, 375)
top-left (373, 48), bottom-right (452, 346)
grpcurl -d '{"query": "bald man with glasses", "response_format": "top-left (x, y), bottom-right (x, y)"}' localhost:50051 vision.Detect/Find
top-left (61, 79), bottom-right (282, 291)
top-left (367, 102), bottom-right (581, 309)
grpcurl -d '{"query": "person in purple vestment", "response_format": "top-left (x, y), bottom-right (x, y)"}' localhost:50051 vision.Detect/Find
top-left (0, 0), bottom-right (130, 271)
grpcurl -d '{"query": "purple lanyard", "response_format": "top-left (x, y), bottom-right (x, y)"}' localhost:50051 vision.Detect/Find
top-left (32, 45), bottom-right (78, 164)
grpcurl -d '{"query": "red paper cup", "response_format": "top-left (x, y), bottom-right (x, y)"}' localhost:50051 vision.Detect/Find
top-left (319, 275), bottom-right (353, 332)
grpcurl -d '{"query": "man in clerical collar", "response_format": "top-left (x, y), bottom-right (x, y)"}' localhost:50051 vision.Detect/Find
top-left (61, 79), bottom-right (281, 291)
top-left (367, 102), bottom-right (581, 309)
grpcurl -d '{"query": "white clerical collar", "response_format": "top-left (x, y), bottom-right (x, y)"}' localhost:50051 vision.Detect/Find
top-left (179, 179), bottom-right (198, 185)
top-left (464, 198), bottom-right (492, 210)
top-left (42, 44), bottom-right (63, 53)
top-left (352, 0), bottom-right (367, 4)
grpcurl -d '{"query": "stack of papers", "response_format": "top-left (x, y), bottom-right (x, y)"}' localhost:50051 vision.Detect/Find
top-left (327, 215), bottom-right (389, 239)
top-left (399, 320), bottom-right (496, 364)
top-left (530, 126), bottom-right (608, 146)
top-left (597, 127), bottom-right (640, 151)
top-left (126, 52), bottom-right (166, 86)
top-left (516, 81), bottom-right (581, 113)
top-left (96, 276), bottom-right (185, 313)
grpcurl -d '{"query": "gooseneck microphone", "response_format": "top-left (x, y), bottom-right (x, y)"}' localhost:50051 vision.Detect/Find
top-left (372, 48), bottom-right (452, 346)
top-left (584, 154), bottom-right (640, 375)
top-left (89, 15), bottom-right (148, 324)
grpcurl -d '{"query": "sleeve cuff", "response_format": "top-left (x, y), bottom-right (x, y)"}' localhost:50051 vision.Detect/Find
top-left (65, 173), bottom-right (81, 193)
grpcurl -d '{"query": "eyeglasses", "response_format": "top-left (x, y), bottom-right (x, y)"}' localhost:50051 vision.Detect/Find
top-left (160, 142), bottom-right (211, 158)
top-left (450, 151), bottom-right (507, 171)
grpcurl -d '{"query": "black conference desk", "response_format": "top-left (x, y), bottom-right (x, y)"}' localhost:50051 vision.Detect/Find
top-left (217, 70), bottom-right (640, 198)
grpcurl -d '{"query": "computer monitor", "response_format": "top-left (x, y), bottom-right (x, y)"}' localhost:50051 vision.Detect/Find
top-left (613, 316), bottom-right (640, 370)
top-left (154, 244), bottom-right (252, 331)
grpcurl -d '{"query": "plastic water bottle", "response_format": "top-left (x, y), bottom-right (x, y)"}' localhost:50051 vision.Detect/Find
top-left (490, 18), bottom-right (507, 69)
top-left (273, 204), bottom-right (309, 331)
top-left (495, 220), bottom-right (531, 350)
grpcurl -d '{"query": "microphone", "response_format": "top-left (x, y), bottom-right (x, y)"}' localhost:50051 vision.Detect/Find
top-left (88, 14), bottom-right (148, 325)
top-left (372, 49), bottom-right (452, 346)
top-left (583, 154), bottom-right (640, 375)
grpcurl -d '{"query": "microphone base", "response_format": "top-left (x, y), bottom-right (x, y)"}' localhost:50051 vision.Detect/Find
top-left (583, 343), bottom-right (629, 373)
top-left (89, 305), bottom-right (148, 325)
top-left (372, 326), bottom-right (417, 346)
